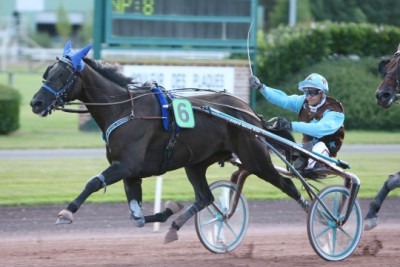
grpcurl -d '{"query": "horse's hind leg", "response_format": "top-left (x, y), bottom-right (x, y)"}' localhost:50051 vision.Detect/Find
top-left (123, 178), bottom-right (184, 227)
top-left (165, 162), bottom-right (214, 243)
top-left (230, 168), bottom-right (243, 184)
top-left (259, 165), bottom-right (309, 211)
top-left (144, 201), bottom-right (184, 223)
top-left (238, 138), bottom-right (309, 212)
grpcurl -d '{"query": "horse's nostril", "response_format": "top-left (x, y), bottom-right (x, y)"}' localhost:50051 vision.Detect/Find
top-left (376, 90), bottom-right (392, 101)
top-left (381, 92), bottom-right (392, 100)
top-left (30, 99), bottom-right (43, 110)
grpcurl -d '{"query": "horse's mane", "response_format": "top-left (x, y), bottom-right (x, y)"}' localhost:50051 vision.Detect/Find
top-left (83, 57), bottom-right (134, 88)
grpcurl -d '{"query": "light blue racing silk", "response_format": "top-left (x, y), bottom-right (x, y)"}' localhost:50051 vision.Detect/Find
top-left (260, 85), bottom-right (344, 139)
top-left (260, 85), bottom-right (305, 114)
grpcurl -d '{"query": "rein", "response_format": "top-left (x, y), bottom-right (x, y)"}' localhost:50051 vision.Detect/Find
top-left (56, 88), bottom-right (260, 122)
top-left (54, 90), bottom-right (156, 113)
top-left (42, 57), bottom-right (262, 140)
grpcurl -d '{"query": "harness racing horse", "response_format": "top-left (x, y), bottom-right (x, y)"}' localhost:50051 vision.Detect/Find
top-left (30, 42), bottom-right (307, 243)
top-left (375, 43), bottom-right (400, 108)
top-left (365, 43), bottom-right (400, 231)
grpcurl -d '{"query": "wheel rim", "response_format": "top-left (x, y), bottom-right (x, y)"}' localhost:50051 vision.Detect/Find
top-left (195, 181), bottom-right (249, 253)
top-left (308, 187), bottom-right (362, 261)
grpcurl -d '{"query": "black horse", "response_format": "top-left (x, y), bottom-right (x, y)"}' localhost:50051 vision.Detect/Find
top-left (375, 43), bottom-right (400, 108)
top-left (30, 42), bottom-right (307, 242)
top-left (365, 43), bottom-right (400, 231)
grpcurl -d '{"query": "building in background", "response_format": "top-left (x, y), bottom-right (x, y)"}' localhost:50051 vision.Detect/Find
top-left (0, 0), bottom-right (93, 44)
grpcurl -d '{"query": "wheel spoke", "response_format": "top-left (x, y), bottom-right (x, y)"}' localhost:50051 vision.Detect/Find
top-left (337, 225), bottom-right (355, 241)
top-left (315, 224), bottom-right (332, 238)
top-left (203, 205), bottom-right (217, 216)
top-left (331, 227), bottom-right (337, 255)
top-left (333, 192), bottom-right (340, 216)
top-left (315, 207), bottom-right (332, 224)
top-left (200, 216), bottom-right (220, 227)
top-left (216, 220), bottom-right (224, 240)
top-left (222, 218), bottom-right (238, 236)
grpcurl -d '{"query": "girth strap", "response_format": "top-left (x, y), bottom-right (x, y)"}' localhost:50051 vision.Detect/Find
top-left (160, 119), bottom-right (180, 173)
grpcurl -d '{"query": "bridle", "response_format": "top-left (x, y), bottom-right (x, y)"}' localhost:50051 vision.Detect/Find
top-left (381, 51), bottom-right (400, 103)
top-left (41, 57), bottom-right (81, 113)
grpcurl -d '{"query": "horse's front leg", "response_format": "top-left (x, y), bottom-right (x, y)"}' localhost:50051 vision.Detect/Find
top-left (364, 171), bottom-right (400, 231)
top-left (56, 161), bottom-right (131, 224)
top-left (122, 177), bottom-right (184, 228)
top-left (164, 164), bottom-right (214, 243)
top-left (123, 177), bottom-right (146, 227)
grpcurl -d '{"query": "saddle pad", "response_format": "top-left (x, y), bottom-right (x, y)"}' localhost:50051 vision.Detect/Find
top-left (151, 87), bottom-right (173, 131)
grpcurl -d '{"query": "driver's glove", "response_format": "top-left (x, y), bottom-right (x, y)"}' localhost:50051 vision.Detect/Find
top-left (249, 75), bottom-right (263, 91)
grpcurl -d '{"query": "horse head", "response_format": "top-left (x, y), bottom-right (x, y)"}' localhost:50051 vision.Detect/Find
top-left (30, 41), bottom-right (92, 116)
top-left (375, 44), bottom-right (400, 109)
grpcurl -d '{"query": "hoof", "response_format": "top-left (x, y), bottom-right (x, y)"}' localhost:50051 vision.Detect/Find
top-left (55, 209), bottom-right (73, 225)
top-left (130, 214), bottom-right (145, 228)
top-left (164, 227), bottom-right (179, 244)
top-left (165, 201), bottom-right (184, 214)
top-left (364, 217), bottom-right (378, 231)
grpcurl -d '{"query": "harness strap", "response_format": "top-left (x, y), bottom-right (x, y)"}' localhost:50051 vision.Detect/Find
top-left (159, 92), bottom-right (181, 173)
top-left (161, 120), bottom-right (180, 173)
top-left (103, 116), bottom-right (132, 143)
top-left (41, 84), bottom-right (59, 95)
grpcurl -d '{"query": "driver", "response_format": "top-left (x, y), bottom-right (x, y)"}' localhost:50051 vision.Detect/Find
top-left (249, 73), bottom-right (345, 177)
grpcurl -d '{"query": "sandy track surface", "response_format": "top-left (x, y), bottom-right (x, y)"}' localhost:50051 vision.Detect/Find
top-left (1, 199), bottom-right (399, 267)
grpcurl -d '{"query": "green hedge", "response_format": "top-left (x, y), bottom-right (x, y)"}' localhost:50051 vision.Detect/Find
top-left (254, 22), bottom-right (400, 130)
top-left (0, 84), bottom-right (21, 134)
top-left (257, 22), bottom-right (400, 85)
top-left (256, 58), bottom-right (400, 130)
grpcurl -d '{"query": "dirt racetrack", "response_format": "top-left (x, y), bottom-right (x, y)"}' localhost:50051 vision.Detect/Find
top-left (1, 198), bottom-right (399, 267)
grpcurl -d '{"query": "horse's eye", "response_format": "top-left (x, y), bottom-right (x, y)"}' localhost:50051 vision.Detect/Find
top-left (378, 58), bottom-right (390, 77)
top-left (42, 65), bottom-right (52, 79)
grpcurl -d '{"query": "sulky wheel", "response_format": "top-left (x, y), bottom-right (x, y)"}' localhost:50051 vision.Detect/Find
top-left (195, 180), bottom-right (249, 253)
top-left (307, 185), bottom-right (363, 261)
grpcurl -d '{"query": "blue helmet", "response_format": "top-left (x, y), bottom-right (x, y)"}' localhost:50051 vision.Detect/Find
top-left (298, 73), bottom-right (329, 93)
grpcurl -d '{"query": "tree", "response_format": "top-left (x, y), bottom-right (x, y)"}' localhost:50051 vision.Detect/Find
top-left (359, 0), bottom-right (400, 26)
top-left (55, 4), bottom-right (72, 45)
top-left (269, 0), bottom-right (313, 28)
top-left (262, 0), bottom-right (400, 32)
top-left (311, 0), bottom-right (361, 22)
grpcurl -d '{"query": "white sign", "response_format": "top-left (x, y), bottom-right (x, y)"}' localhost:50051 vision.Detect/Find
top-left (123, 65), bottom-right (235, 93)
top-left (16, 0), bottom-right (44, 11)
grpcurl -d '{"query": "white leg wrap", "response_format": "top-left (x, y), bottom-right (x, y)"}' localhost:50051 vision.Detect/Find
top-left (129, 199), bottom-right (145, 227)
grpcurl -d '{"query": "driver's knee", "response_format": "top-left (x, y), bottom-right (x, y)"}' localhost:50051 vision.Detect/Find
top-left (306, 142), bottom-right (329, 169)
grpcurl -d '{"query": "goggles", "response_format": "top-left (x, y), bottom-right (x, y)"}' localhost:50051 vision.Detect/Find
top-left (304, 88), bottom-right (321, 97)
